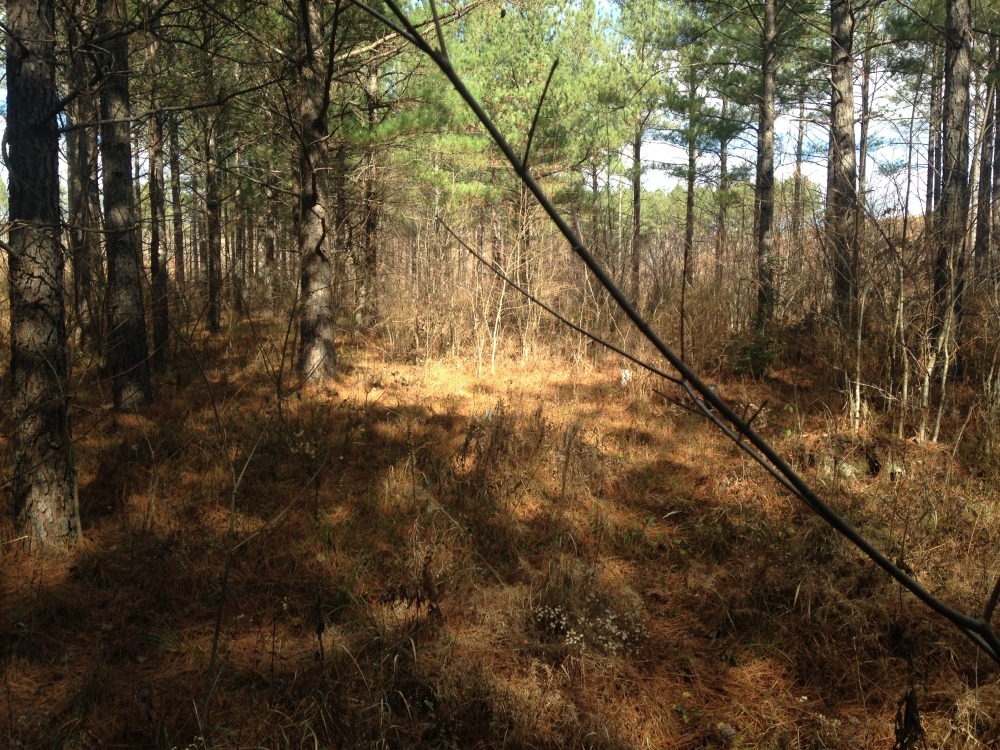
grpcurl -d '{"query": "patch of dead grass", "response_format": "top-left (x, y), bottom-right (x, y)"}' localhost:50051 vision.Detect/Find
top-left (1, 327), bottom-right (999, 748)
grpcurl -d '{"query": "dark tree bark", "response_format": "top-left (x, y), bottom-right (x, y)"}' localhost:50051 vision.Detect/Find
top-left (7, 0), bottom-right (80, 545)
top-left (169, 114), bottom-right (186, 286)
top-left (753, 0), bottom-right (777, 334)
top-left (233, 170), bottom-right (247, 316)
top-left (827, 0), bottom-right (858, 327)
top-left (933, 0), bottom-right (971, 333)
top-left (66, 16), bottom-right (103, 352)
top-left (974, 43), bottom-right (996, 273)
top-left (296, 0), bottom-right (338, 380)
top-left (334, 144), bottom-right (349, 272)
top-left (264, 172), bottom-right (278, 284)
top-left (98, 0), bottom-right (153, 411)
top-left (203, 108), bottom-right (222, 333)
top-left (629, 120), bottom-right (643, 305)
top-left (149, 112), bottom-right (169, 372)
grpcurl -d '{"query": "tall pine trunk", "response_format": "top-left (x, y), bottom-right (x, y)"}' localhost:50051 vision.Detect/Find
top-left (296, 0), bottom-right (337, 380)
top-left (7, 0), bottom-right (80, 544)
top-left (202, 27), bottom-right (223, 334)
top-left (629, 121), bottom-right (642, 306)
top-left (753, 0), bottom-right (777, 335)
top-left (357, 64), bottom-right (380, 329)
top-left (716, 96), bottom-right (730, 291)
top-left (973, 42), bottom-right (996, 273)
top-left (927, 53), bottom-right (943, 219)
top-left (169, 115), bottom-right (186, 286)
top-left (922, 0), bottom-right (972, 441)
top-left (934, 0), bottom-right (971, 331)
top-left (828, 0), bottom-right (858, 327)
top-left (98, 0), bottom-right (153, 410)
top-left (66, 17), bottom-right (103, 352)
top-left (681, 71), bottom-right (697, 361)
top-left (792, 91), bottom-right (805, 245)
top-left (149, 112), bottom-right (169, 371)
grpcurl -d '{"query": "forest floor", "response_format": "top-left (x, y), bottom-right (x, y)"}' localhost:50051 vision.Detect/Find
top-left (3, 319), bottom-right (1000, 749)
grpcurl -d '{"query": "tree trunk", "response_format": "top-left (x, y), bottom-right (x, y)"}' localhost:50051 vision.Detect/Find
top-left (927, 53), bottom-right (943, 218)
top-left (754, 0), bottom-right (777, 334)
top-left (169, 114), bottom-right (186, 286)
top-left (716, 96), bottom-right (730, 291)
top-left (232, 153), bottom-right (246, 317)
top-left (98, 0), bottom-right (153, 411)
top-left (933, 0), bottom-right (971, 335)
top-left (630, 121), bottom-right (642, 306)
top-left (204, 115), bottom-right (222, 333)
top-left (682, 72), bottom-right (697, 361)
top-left (149, 112), bottom-right (169, 372)
top-left (993, 50), bottom-right (1000, 271)
top-left (357, 64), bottom-right (380, 329)
top-left (7, 0), bottom-right (80, 545)
top-left (974, 42), bottom-right (996, 273)
top-left (792, 91), bottom-right (805, 244)
top-left (296, 0), bottom-right (337, 381)
top-left (857, 11), bottom-right (873, 211)
top-left (827, 0), bottom-right (858, 327)
top-left (66, 17), bottom-right (103, 352)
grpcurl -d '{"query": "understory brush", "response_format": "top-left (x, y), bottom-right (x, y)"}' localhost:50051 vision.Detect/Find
top-left (1, 329), bottom-right (999, 748)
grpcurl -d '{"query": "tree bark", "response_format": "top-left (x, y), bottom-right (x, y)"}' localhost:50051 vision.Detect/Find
top-left (682, 71), bottom-right (697, 361)
top-left (7, 0), bottom-right (80, 545)
top-left (933, 0), bottom-right (971, 334)
top-left (927, 53), bottom-right (943, 218)
top-left (149, 112), bottom-right (169, 372)
top-left (993, 50), bottom-right (1000, 270)
top-left (753, 0), bottom-right (777, 334)
top-left (974, 42), bottom-right (996, 273)
top-left (296, 0), bottom-right (337, 381)
top-left (202, 41), bottom-right (223, 334)
top-left (827, 0), bottom-right (858, 327)
top-left (66, 16), bottom-right (103, 352)
top-left (357, 63), bottom-right (380, 329)
top-left (169, 114), bottom-right (186, 286)
top-left (792, 91), bottom-right (805, 244)
top-left (630, 121), bottom-right (642, 306)
top-left (232, 150), bottom-right (246, 317)
top-left (716, 96), bottom-right (730, 291)
top-left (98, 0), bottom-right (153, 411)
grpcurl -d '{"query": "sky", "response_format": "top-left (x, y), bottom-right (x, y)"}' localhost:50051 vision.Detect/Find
top-left (639, 65), bottom-right (931, 217)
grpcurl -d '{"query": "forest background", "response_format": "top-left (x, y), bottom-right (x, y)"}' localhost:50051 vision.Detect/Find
top-left (4, 0), bottom-right (1000, 747)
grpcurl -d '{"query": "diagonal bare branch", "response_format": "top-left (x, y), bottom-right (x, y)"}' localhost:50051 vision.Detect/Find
top-left (355, 0), bottom-right (1000, 665)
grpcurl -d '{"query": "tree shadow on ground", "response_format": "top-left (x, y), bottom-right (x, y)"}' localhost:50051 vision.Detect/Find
top-left (2, 336), bottom-right (996, 748)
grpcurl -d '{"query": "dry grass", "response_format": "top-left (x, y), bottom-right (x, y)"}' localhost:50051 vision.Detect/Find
top-left (2, 321), bottom-right (1000, 748)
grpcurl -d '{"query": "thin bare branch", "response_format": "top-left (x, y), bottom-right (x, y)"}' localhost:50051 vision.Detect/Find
top-left (356, 0), bottom-right (1000, 665)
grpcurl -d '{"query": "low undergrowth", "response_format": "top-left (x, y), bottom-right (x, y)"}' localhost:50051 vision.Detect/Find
top-left (2, 327), bottom-right (999, 748)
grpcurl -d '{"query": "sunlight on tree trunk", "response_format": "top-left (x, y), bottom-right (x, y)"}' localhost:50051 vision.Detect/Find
top-left (296, 0), bottom-right (337, 381)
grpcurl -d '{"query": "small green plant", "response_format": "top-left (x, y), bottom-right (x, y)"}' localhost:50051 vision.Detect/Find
top-left (729, 331), bottom-right (779, 377)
